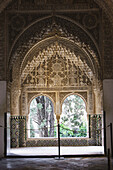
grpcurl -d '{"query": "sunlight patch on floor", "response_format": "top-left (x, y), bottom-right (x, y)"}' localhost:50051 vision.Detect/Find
top-left (8, 146), bottom-right (104, 156)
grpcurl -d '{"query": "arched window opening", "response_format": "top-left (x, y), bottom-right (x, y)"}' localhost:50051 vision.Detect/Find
top-left (28, 96), bottom-right (57, 138)
top-left (61, 94), bottom-right (87, 137)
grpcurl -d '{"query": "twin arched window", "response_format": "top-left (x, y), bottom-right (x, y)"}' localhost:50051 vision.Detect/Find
top-left (28, 95), bottom-right (87, 138)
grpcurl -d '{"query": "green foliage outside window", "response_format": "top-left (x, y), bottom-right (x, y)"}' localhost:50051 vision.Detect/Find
top-left (60, 95), bottom-right (87, 137)
top-left (29, 96), bottom-right (56, 138)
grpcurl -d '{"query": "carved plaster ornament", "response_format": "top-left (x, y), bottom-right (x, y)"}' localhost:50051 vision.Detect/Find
top-left (21, 42), bottom-right (94, 88)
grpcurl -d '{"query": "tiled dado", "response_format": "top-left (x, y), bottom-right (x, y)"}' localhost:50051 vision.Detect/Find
top-left (89, 114), bottom-right (102, 146)
top-left (10, 116), bottom-right (26, 148)
top-left (10, 115), bottom-right (102, 148)
top-left (26, 138), bottom-right (97, 147)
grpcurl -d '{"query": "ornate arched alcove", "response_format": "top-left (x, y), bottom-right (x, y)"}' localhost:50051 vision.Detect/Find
top-left (9, 16), bottom-right (103, 148)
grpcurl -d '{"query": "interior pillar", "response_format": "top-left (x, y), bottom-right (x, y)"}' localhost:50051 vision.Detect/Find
top-left (0, 81), bottom-right (6, 158)
top-left (103, 79), bottom-right (113, 155)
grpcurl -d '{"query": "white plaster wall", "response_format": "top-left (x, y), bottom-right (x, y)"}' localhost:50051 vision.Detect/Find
top-left (0, 81), bottom-right (6, 158)
top-left (103, 79), bottom-right (113, 153)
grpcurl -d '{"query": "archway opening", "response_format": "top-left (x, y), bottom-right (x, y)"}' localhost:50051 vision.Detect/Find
top-left (60, 94), bottom-right (87, 138)
top-left (28, 95), bottom-right (57, 138)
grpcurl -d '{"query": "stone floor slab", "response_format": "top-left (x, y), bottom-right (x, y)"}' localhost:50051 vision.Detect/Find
top-left (0, 157), bottom-right (113, 170)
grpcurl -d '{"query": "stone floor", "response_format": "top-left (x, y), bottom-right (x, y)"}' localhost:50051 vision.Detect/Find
top-left (0, 157), bottom-right (113, 170)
